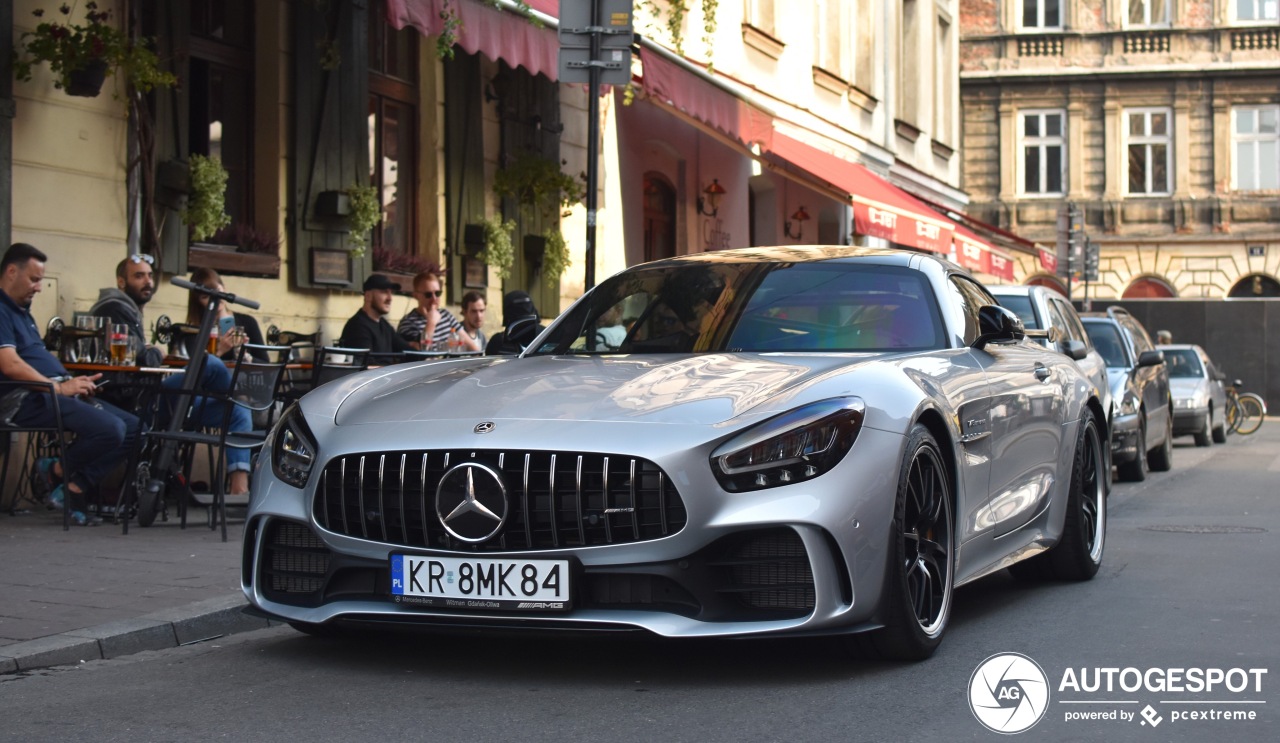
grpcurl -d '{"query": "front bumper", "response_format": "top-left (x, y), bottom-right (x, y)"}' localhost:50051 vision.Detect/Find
top-left (1110, 411), bottom-right (1142, 464)
top-left (242, 423), bottom-right (908, 639)
top-left (1172, 407), bottom-right (1209, 435)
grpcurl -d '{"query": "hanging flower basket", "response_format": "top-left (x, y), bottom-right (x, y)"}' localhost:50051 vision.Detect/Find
top-left (64, 58), bottom-right (109, 97)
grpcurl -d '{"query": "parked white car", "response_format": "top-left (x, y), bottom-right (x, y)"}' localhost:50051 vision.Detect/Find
top-left (1158, 344), bottom-right (1228, 446)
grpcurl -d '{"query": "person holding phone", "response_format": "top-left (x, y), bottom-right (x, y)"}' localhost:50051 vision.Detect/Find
top-left (184, 268), bottom-right (268, 362)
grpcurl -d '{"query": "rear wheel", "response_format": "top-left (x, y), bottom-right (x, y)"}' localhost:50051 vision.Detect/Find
top-left (1235, 394), bottom-right (1266, 435)
top-left (854, 425), bottom-right (953, 661)
top-left (1193, 409), bottom-right (1211, 447)
top-left (1148, 412), bottom-right (1173, 472)
top-left (1010, 410), bottom-right (1105, 581)
top-left (1117, 420), bottom-right (1148, 482)
top-left (134, 463), bottom-right (161, 527)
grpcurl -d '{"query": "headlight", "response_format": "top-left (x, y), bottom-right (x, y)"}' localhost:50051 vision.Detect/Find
top-left (1114, 393), bottom-right (1140, 418)
top-left (711, 398), bottom-right (864, 492)
top-left (271, 404), bottom-right (317, 489)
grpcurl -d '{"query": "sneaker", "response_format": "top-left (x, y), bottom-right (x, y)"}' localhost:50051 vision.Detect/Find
top-left (45, 483), bottom-right (66, 511)
top-left (32, 457), bottom-right (61, 496)
top-left (70, 510), bottom-right (104, 527)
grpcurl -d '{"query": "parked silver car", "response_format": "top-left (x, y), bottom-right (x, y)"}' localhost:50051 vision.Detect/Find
top-left (1158, 343), bottom-right (1228, 446)
top-left (989, 284), bottom-right (1112, 463)
top-left (244, 247), bottom-right (1107, 660)
top-left (1081, 308), bottom-right (1174, 482)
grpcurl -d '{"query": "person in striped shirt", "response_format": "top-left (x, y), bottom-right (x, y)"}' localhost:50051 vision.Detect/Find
top-left (396, 270), bottom-right (480, 352)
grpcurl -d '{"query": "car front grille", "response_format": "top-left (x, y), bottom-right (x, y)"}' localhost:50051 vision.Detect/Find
top-left (313, 449), bottom-right (688, 551)
top-left (711, 529), bottom-right (815, 613)
top-left (262, 519), bottom-right (332, 598)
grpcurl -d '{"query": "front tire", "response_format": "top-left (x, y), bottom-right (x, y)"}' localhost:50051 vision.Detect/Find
top-left (1193, 409), bottom-right (1211, 447)
top-left (1117, 420), bottom-right (1148, 482)
top-left (856, 425), bottom-right (953, 661)
top-left (1148, 411), bottom-right (1174, 472)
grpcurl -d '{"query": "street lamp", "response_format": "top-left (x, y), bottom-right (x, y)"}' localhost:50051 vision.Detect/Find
top-left (696, 179), bottom-right (727, 217)
top-left (784, 205), bottom-right (811, 240)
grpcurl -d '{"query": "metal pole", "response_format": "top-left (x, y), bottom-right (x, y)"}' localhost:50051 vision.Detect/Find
top-left (583, 0), bottom-right (601, 291)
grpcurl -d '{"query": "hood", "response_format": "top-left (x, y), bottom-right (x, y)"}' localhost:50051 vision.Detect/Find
top-left (1169, 377), bottom-right (1207, 402)
top-left (328, 353), bottom-right (882, 428)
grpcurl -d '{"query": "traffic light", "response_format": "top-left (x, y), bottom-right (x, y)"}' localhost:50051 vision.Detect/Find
top-left (1084, 237), bottom-right (1100, 282)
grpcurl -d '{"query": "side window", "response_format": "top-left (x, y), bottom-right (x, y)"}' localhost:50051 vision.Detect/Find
top-left (1120, 316), bottom-right (1154, 353)
top-left (1043, 300), bottom-right (1070, 342)
top-left (1050, 298), bottom-right (1087, 345)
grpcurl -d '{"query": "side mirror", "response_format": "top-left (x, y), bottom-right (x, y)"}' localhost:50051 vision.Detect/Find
top-left (974, 305), bottom-right (1026, 349)
top-left (1137, 349), bottom-right (1164, 368)
top-left (1062, 339), bottom-right (1089, 361)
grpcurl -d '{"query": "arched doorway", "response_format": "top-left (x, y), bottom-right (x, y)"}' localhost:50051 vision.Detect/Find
top-left (643, 172), bottom-right (676, 264)
top-left (1027, 274), bottom-right (1068, 296)
top-left (1123, 276), bottom-right (1176, 298)
top-left (1228, 273), bottom-right (1280, 298)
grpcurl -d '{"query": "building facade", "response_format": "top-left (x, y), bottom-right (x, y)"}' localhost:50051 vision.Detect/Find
top-left (6, 0), bottom-right (1017, 346)
top-left (959, 0), bottom-right (1280, 300)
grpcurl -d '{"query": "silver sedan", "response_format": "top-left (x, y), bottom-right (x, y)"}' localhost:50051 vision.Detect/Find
top-left (244, 246), bottom-right (1107, 660)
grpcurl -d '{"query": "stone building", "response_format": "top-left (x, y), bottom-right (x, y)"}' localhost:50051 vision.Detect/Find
top-left (959, 0), bottom-right (1280, 300)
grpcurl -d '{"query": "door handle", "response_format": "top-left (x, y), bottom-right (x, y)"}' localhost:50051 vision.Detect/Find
top-left (1034, 365), bottom-right (1051, 381)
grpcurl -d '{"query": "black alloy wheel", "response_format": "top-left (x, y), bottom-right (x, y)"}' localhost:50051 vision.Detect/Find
top-left (1010, 409), bottom-right (1105, 581)
top-left (1149, 411), bottom-right (1174, 471)
top-left (856, 425), bottom-right (954, 661)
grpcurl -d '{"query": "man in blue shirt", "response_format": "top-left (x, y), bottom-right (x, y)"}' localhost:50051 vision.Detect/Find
top-left (0, 243), bottom-right (140, 525)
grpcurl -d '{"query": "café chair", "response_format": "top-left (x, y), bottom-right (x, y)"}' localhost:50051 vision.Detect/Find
top-left (266, 325), bottom-right (322, 363)
top-left (139, 343), bottom-right (289, 541)
top-left (279, 346), bottom-right (371, 405)
top-left (0, 380), bottom-right (74, 529)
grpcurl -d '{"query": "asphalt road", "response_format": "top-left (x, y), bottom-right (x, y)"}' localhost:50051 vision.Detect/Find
top-left (3, 427), bottom-right (1276, 742)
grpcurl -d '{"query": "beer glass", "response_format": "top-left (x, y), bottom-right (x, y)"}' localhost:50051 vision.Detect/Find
top-left (75, 315), bottom-right (96, 362)
top-left (207, 328), bottom-right (220, 355)
top-left (109, 324), bottom-right (130, 365)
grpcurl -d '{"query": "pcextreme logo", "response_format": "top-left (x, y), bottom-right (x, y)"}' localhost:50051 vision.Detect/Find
top-left (968, 654), bottom-right (1269, 733)
top-left (969, 653), bottom-right (1051, 734)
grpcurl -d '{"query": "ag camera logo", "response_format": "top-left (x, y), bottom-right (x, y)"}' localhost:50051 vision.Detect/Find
top-left (969, 653), bottom-right (1051, 734)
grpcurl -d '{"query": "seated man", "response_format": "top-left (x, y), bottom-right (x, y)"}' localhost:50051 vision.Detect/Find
top-left (92, 253), bottom-right (253, 498)
top-left (340, 274), bottom-right (412, 354)
top-left (0, 244), bottom-right (142, 525)
top-left (396, 271), bottom-right (478, 352)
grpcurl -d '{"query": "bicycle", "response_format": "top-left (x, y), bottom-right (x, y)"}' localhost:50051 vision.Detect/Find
top-left (131, 277), bottom-right (260, 527)
top-left (1224, 379), bottom-right (1267, 436)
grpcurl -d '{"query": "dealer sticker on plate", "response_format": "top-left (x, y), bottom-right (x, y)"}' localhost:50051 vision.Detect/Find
top-left (390, 554), bottom-right (571, 611)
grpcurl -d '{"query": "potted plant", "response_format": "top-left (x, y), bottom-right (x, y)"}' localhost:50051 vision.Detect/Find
top-left (13, 2), bottom-right (177, 97)
top-left (476, 216), bottom-right (517, 279)
top-left (345, 183), bottom-right (381, 256)
top-left (539, 227), bottom-right (571, 287)
top-left (188, 221), bottom-right (283, 278)
top-left (182, 154), bottom-right (232, 242)
top-left (494, 150), bottom-right (585, 220)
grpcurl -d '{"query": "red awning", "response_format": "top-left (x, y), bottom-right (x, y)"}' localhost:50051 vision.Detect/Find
top-left (954, 226), bottom-right (1015, 281)
top-left (387, 0), bottom-right (559, 79)
top-left (637, 50), bottom-right (774, 148)
top-left (766, 134), bottom-right (954, 253)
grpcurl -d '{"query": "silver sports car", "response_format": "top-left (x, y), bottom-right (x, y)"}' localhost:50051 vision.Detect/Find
top-left (244, 246), bottom-right (1107, 660)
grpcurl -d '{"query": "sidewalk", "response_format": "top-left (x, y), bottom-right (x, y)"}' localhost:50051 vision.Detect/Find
top-left (0, 502), bottom-right (268, 674)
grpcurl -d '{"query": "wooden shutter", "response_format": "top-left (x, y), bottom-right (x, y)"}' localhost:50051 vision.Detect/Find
top-left (443, 52), bottom-right (487, 298)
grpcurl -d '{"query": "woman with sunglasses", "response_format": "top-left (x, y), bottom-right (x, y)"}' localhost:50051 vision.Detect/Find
top-left (395, 270), bottom-right (479, 352)
top-left (183, 267), bottom-right (268, 363)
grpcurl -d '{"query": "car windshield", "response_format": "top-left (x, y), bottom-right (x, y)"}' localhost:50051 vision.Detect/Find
top-left (530, 260), bottom-right (946, 355)
top-left (995, 294), bottom-right (1039, 329)
top-left (1083, 322), bottom-right (1128, 367)
top-left (1163, 349), bottom-right (1204, 378)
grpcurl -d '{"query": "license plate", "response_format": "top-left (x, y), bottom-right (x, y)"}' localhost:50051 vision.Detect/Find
top-left (389, 554), bottom-right (571, 611)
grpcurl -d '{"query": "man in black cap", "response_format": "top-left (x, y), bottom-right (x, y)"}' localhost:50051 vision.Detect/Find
top-left (339, 274), bottom-right (412, 354)
top-left (485, 291), bottom-right (546, 355)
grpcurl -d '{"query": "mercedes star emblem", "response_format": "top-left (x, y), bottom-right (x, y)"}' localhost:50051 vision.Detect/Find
top-left (474, 421), bottom-right (496, 434)
top-left (436, 463), bottom-right (508, 543)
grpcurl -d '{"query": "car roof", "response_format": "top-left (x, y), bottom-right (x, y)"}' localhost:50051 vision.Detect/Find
top-left (657, 245), bottom-right (942, 270)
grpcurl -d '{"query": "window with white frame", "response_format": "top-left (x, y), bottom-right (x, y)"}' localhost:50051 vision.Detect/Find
top-left (1126, 0), bottom-right (1170, 27)
top-left (745, 0), bottom-right (777, 37)
top-left (814, 0), bottom-right (847, 79)
top-left (1233, 106), bottom-right (1280, 191)
top-left (1021, 0), bottom-right (1062, 30)
top-left (1235, 0), bottom-right (1279, 21)
top-left (1126, 108), bottom-right (1173, 195)
top-left (1020, 110), bottom-right (1066, 195)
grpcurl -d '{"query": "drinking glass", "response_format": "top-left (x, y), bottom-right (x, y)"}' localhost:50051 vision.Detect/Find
top-left (109, 324), bottom-right (130, 366)
top-left (75, 315), bottom-right (96, 362)
top-left (207, 328), bottom-right (220, 355)
top-left (92, 316), bottom-right (108, 363)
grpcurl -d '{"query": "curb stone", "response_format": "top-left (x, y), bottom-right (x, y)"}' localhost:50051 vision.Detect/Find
top-left (0, 593), bottom-right (267, 675)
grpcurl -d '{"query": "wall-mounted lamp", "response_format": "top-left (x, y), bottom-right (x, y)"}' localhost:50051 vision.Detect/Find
top-left (784, 206), bottom-right (811, 240)
top-left (696, 179), bottom-right (727, 217)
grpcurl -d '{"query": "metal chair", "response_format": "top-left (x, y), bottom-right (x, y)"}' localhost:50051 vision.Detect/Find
top-left (0, 381), bottom-right (74, 529)
top-left (283, 346), bottom-right (370, 402)
top-left (137, 344), bottom-right (289, 541)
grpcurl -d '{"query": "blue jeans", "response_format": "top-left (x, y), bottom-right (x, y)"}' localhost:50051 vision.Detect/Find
top-left (159, 356), bottom-right (253, 473)
top-left (15, 393), bottom-right (141, 509)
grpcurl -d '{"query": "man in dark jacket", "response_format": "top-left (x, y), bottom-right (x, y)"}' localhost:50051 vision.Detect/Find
top-left (485, 291), bottom-right (546, 355)
top-left (339, 274), bottom-right (412, 354)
